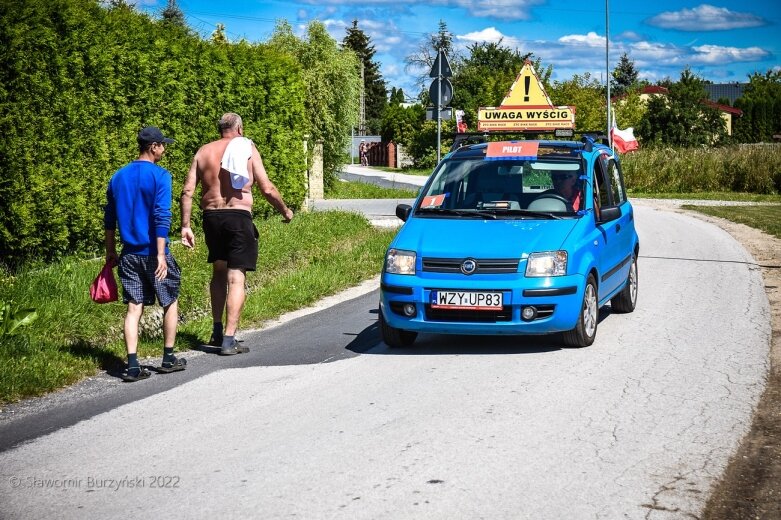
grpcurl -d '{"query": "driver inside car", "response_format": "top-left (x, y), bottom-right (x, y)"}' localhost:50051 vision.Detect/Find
top-left (549, 171), bottom-right (582, 211)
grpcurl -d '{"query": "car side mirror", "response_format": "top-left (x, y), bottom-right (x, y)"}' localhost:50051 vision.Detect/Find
top-left (396, 204), bottom-right (412, 222)
top-left (598, 206), bottom-right (621, 223)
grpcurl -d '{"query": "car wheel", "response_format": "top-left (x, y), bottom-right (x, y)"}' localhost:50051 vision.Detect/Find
top-left (611, 255), bottom-right (638, 313)
top-left (562, 274), bottom-right (598, 348)
top-left (379, 307), bottom-right (418, 348)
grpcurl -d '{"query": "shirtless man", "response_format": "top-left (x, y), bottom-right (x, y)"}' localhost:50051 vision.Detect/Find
top-left (181, 113), bottom-right (294, 355)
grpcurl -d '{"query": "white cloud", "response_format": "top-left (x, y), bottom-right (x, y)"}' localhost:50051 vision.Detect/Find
top-left (446, 0), bottom-right (545, 21)
top-left (689, 44), bottom-right (770, 64)
top-left (629, 41), bottom-right (682, 62)
top-left (558, 31), bottom-right (605, 48)
top-left (455, 27), bottom-right (773, 87)
top-left (456, 27), bottom-right (527, 51)
top-left (646, 4), bottom-right (767, 31)
top-left (458, 27), bottom-right (504, 43)
top-left (616, 31), bottom-right (643, 42)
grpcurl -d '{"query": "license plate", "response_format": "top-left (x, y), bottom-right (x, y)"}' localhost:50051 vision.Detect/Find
top-left (430, 291), bottom-right (503, 310)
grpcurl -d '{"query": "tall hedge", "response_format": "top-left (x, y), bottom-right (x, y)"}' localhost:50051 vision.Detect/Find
top-left (0, 0), bottom-right (308, 269)
top-left (268, 21), bottom-right (360, 190)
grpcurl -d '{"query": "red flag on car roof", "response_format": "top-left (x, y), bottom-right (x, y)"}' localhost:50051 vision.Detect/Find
top-left (610, 115), bottom-right (639, 154)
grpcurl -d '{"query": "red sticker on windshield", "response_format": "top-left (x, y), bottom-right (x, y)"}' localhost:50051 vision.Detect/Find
top-left (421, 194), bottom-right (446, 207)
top-left (486, 141), bottom-right (539, 160)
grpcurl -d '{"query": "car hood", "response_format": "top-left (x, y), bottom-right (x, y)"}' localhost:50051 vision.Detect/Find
top-left (394, 216), bottom-right (579, 258)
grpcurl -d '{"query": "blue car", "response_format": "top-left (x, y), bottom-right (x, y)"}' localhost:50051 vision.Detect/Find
top-left (379, 136), bottom-right (639, 348)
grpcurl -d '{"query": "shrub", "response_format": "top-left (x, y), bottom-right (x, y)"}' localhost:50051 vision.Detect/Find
top-left (0, 0), bottom-right (308, 269)
top-left (620, 144), bottom-right (781, 194)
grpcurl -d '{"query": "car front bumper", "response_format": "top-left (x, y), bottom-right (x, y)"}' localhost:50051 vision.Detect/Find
top-left (380, 272), bottom-right (586, 335)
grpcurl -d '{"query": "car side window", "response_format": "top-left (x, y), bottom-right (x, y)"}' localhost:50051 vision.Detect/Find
top-left (594, 157), bottom-right (611, 209)
top-left (607, 159), bottom-right (626, 205)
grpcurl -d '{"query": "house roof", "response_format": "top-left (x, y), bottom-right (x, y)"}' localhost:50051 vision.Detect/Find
top-left (704, 83), bottom-right (748, 105)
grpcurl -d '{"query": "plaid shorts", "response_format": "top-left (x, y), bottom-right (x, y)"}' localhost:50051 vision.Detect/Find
top-left (118, 253), bottom-right (181, 307)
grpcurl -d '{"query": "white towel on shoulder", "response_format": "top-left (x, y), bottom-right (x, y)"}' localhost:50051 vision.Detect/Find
top-left (221, 137), bottom-right (253, 189)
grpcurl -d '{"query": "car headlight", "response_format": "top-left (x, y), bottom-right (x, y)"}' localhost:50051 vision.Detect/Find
top-left (525, 251), bottom-right (568, 277)
top-left (385, 248), bottom-right (416, 275)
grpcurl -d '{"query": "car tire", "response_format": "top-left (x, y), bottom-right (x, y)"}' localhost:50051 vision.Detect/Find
top-left (379, 308), bottom-right (418, 348)
top-left (563, 274), bottom-right (598, 348)
top-left (611, 254), bottom-right (638, 313)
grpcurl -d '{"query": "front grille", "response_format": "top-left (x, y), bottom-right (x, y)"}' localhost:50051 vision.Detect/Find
top-left (422, 257), bottom-right (520, 274)
top-left (425, 305), bottom-right (513, 322)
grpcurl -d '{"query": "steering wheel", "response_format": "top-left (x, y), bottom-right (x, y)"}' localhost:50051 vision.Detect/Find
top-left (534, 193), bottom-right (569, 205)
top-left (527, 193), bottom-right (570, 212)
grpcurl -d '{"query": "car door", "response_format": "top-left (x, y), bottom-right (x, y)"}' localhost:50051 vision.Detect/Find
top-left (606, 156), bottom-right (636, 282)
top-left (593, 153), bottom-right (625, 299)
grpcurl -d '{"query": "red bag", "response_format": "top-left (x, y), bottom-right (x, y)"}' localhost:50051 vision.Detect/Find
top-left (90, 261), bottom-right (118, 303)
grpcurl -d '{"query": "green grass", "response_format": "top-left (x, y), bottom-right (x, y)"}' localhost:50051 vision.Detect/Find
top-left (0, 212), bottom-right (397, 403)
top-left (683, 204), bottom-right (781, 239)
top-left (326, 180), bottom-right (419, 199)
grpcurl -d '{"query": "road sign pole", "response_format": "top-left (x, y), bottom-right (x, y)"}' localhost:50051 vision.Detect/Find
top-left (437, 50), bottom-right (442, 163)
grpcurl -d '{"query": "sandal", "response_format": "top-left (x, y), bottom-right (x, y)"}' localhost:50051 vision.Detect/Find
top-left (121, 366), bottom-right (151, 382)
top-left (156, 356), bottom-right (187, 373)
top-left (219, 339), bottom-right (249, 356)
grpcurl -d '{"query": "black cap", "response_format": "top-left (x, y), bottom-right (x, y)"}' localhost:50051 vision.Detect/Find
top-left (137, 126), bottom-right (174, 144)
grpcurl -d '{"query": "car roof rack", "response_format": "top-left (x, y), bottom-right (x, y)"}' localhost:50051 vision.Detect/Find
top-left (579, 132), bottom-right (610, 151)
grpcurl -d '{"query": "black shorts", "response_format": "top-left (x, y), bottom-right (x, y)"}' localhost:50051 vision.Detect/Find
top-left (202, 209), bottom-right (259, 271)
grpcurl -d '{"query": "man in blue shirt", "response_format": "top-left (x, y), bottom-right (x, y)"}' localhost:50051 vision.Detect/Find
top-left (104, 126), bottom-right (186, 382)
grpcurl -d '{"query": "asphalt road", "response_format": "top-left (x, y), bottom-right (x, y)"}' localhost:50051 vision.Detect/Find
top-left (0, 204), bottom-right (770, 519)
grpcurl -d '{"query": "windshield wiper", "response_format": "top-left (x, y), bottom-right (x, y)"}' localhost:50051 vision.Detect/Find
top-left (416, 208), bottom-right (497, 219)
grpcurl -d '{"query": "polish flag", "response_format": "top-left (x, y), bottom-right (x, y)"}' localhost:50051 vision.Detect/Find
top-left (610, 116), bottom-right (639, 154)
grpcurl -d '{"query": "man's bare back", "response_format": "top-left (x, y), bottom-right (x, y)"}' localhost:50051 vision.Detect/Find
top-left (195, 137), bottom-right (255, 212)
top-left (180, 115), bottom-right (292, 250)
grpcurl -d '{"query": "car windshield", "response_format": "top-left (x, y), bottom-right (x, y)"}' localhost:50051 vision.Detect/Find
top-left (416, 146), bottom-right (585, 217)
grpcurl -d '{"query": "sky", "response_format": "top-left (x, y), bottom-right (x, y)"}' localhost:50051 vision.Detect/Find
top-left (137, 0), bottom-right (780, 100)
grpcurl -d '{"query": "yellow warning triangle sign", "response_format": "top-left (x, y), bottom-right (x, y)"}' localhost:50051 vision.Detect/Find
top-left (501, 60), bottom-right (553, 106)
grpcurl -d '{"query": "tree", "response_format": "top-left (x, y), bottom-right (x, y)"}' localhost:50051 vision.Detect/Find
top-left (611, 53), bottom-right (639, 98)
top-left (611, 87), bottom-right (647, 136)
top-left (161, 0), bottom-right (185, 27)
top-left (432, 19), bottom-right (454, 55)
top-left (342, 20), bottom-right (387, 135)
top-left (269, 20), bottom-right (360, 189)
top-left (381, 101), bottom-right (424, 148)
top-left (211, 23), bottom-right (227, 44)
top-left (404, 20), bottom-right (460, 97)
top-left (733, 69), bottom-right (781, 142)
top-left (550, 73), bottom-right (605, 133)
top-left (637, 68), bottom-right (726, 146)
